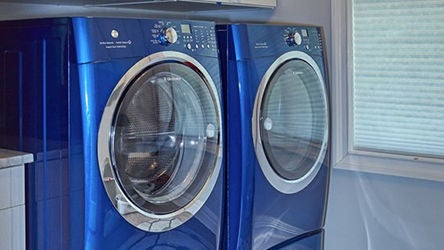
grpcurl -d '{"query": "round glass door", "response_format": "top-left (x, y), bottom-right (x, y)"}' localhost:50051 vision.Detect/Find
top-left (98, 52), bottom-right (222, 232)
top-left (253, 51), bottom-right (329, 194)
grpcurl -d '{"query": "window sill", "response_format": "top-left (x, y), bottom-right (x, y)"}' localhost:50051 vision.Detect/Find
top-left (334, 153), bottom-right (444, 183)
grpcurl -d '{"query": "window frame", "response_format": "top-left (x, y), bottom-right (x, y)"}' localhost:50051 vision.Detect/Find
top-left (331, 0), bottom-right (444, 182)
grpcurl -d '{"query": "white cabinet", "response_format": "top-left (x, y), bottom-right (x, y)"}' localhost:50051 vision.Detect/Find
top-left (0, 149), bottom-right (33, 250)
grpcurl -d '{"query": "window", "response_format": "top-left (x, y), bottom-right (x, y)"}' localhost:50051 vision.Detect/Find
top-left (331, 0), bottom-right (444, 181)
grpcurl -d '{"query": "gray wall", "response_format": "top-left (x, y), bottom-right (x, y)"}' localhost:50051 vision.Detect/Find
top-left (2, 0), bottom-right (442, 249)
top-left (326, 169), bottom-right (444, 250)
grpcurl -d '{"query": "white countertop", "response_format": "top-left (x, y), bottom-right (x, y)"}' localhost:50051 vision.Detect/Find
top-left (0, 148), bottom-right (34, 168)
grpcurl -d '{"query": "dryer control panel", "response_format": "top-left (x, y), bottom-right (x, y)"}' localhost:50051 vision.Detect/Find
top-left (283, 27), bottom-right (324, 52)
top-left (231, 24), bottom-right (325, 59)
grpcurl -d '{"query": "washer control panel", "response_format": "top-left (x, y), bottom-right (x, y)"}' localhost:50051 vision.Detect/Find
top-left (150, 20), bottom-right (217, 53)
top-left (75, 18), bottom-right (218, 63)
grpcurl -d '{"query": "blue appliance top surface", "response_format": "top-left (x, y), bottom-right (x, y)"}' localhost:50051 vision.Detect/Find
top-left (72, 17), bottom-right (218, 64)
top-left (226, 23), bottom-right (325, 59)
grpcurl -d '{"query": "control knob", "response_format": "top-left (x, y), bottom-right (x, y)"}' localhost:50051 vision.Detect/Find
top-left (158, 27), bottom-right (178, 46)
top-left (286, 31), bottom-right (302, 46)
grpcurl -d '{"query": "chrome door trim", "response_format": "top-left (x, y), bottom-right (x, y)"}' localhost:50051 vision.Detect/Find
top-left (252, 51), bottom-right (329, 194)
top-left (97, 51), bottom-right (223, 232)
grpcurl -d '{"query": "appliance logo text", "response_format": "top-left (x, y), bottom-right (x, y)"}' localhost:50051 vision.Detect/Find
top-left (99, 40), bottom-right (133, 49)
top-left (254, 42), bottom-right (269, 49)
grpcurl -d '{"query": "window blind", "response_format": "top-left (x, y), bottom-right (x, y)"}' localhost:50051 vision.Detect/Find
top-left (352, 0), bottom-right (444, 158)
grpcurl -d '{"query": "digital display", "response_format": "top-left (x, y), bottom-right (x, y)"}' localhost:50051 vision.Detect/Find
top-left (181, 24), bottom-right (191, 34)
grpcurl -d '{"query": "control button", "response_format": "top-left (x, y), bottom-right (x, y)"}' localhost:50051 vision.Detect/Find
top-left (157, 27), bottom-right (178, 46)
top-left (111, 29), bottom-right (119, 39)
top-left (286, 31), bottom-right (302, 46)
top-left (294, 32), bottom-right (302, 45)
top-left (201, 44), bottom-right (205, 48)
top-left (195, 44), bottom-right (199, 49)
top-left (165, 27), bottom-right (178, 44)
top-left (186, 43), bottom-right (192, 50)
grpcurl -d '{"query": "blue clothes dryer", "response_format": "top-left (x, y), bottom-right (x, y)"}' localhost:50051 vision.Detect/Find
top-left (217, 24), bottom-right (330, 249)
top-left (0, 17), bottom-right (224, 249)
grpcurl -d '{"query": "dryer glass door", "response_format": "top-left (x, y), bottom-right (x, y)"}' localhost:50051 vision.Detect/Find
top-left (253, 51), bottom-right (329, 194)
top-left (98, 52), bottom-right (222, 232)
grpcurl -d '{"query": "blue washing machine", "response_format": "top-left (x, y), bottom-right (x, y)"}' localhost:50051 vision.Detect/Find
top-left (217, 24), bottom-right (330, 249)
top-left (0, 17), bottom-right (224, 249)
